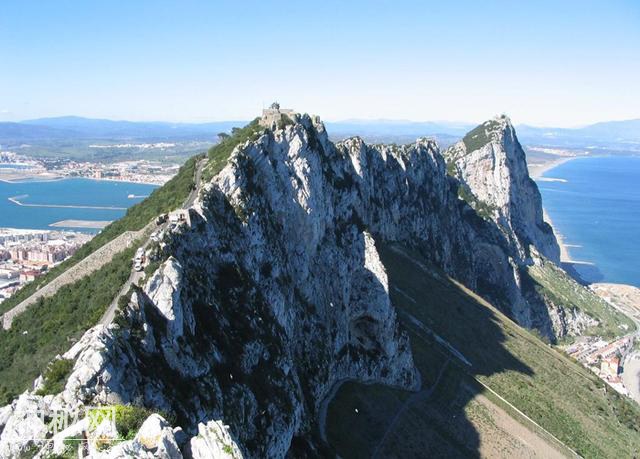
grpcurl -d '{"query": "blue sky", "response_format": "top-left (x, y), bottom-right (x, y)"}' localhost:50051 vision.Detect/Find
top-left (1, 0), bottom-right (638, 126)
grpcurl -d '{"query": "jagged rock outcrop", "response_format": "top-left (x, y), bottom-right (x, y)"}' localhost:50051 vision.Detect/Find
top-left (190, 420), bottom-right (243, 459)
top-left (0, 112), bottom-right (575, 458)
top-left (444, 115), bottom-right (560, 265)
top-left (547, 302), bottom-right (600, 339)
top-left (0, 395), bottom-right (50, 458)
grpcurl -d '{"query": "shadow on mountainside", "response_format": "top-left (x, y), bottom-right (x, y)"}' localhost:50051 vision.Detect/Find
top-left (109, 182), bottom-right (420, 457)
top-left (325, 242), bottom-right (541, 458)
top-left (326, 243), bottom-right (640, 458)
top-left (111, 121), bottom-right (640, 458)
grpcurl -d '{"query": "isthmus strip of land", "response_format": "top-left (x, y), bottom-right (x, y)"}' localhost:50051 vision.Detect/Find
top-left (8, 195), bottom-right (126, 210)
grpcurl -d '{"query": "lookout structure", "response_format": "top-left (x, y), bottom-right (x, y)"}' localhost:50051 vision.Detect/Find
top-left (260, 102), bottom-right (296, 128)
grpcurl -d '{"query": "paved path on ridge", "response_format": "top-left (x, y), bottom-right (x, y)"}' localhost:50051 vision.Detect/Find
top-left (98, 157), bottom-right (207, 326)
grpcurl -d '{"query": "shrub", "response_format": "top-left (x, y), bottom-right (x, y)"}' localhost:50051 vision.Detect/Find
top-left (457, 184), bottom-right (496, 220)
top-left (35, 358), bottom-right (74, 395)
top-left (203, 119), bottom-right (264, 181)
top-left (462, 120), bottom-right (499, 152)
top-left (113, 405), bottom-right (153, 440)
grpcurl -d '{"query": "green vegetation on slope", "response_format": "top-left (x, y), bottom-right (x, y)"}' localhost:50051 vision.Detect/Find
top-left (462, 119), bottom-right (501, 153)
top-left (328, 243), bottom-right (640, 459)
top-left (202, 118), bottom-right (264, 182)
top-left (445, 158), bottom-right (457, 177)
top-left (0, 156), bottom-right (200, 316)
top-left (35, 358), bottom-right (74, 396)
top-left (0, 245), bottom-right (136, 405)
top-left (457, 184), bottom-right (497, 220)
top-left (527, 260), bottom-right (635, 340)
top-left (113, 405), bottom-right (154, 440)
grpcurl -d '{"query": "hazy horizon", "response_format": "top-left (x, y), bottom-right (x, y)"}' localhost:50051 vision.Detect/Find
top-left (1, 0), bottom-right (639, 128)
top-left (6, 113), bottom-right (640, 130)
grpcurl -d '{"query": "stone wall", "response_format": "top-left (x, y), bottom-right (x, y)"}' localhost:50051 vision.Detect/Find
top-left (0, 222), bottom-right (154, 330)
top-left (259, 108), bottom-right (296, 128)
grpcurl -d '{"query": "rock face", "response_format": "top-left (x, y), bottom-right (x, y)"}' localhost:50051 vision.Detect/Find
top-left (0, 395), bottom-right (50, 458)
top-left (190, 420), bottom-right (243, 459)
top-left (547, 301), bottom-right (600, 339)
top-left (444, 115), bottom-right (560, 265)
top-left (0, 113), bottom-right (572, 457)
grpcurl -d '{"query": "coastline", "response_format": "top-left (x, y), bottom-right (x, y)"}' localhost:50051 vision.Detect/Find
top-left (534, 157), bottom-right (639, 291)
top-left (534, 157), bottom-right (640, 403)
top-left (541, 208), bottom-right (591, 266)
top-left (0, 172), bottom-right (64, 184)
top-left (529, 156), bottom-right (587, 266)
top-left (528, 156), bottom-right (576, 180)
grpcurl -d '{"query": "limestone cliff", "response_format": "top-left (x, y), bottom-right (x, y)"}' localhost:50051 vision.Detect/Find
top-left (444, 115), bottom-right (560, 265)
top-left (0, 113), bottom-right (584, 458)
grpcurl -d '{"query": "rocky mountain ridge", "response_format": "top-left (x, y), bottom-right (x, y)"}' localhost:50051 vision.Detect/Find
top-left (444, 115), bottom-right (560, 265)
top-left (0, 112), bottom-right (607, 458)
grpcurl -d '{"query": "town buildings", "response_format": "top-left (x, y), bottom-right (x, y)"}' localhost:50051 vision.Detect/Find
top-left (0, 228), bottom-right (91, 303)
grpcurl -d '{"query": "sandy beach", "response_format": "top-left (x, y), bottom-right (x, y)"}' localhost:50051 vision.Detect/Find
top-left (528, 156), bottom-right (576, 180)
top-left (541, 208), bottom-right (589, 265)
top-left (529, 156), bottom-right (584, 261)
top-left (530, 155), bottom-right (600, 286)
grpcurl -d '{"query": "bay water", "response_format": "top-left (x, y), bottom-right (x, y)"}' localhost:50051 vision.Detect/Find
top-left (0, 178), bottom-right (157, 232)
top-left (537, 155), bottom-right (640, 287)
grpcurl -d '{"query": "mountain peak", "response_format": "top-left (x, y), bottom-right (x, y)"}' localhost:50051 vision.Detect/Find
top-left (2, 108), bottom-right (632, 458)
top-left (460, 115), bottom-right (513, 153)
top-left (444, 117), bottom-right (560, 265)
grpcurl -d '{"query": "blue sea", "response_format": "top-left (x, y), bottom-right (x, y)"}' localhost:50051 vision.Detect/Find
top-left (0, 178), bottom-right (157, 232)
top-left (536, 156), bottom-right (640, 287)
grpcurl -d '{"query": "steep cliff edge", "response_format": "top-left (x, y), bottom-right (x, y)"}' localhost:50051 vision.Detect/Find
top-left (444, 115), bottom-right (560, 265)
top-left (441, 116), bottom-right (624, 339)
top-left (0, 113), bottom-right (628, 458)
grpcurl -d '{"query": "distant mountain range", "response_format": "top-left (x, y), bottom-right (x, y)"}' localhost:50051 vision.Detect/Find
top-left (326, 118), bottom-right (640, 148)
top-left (515, 119), bottom-right (640, 147)
top-left (1, 116), bottom-right (639, 150)
top-left (0, 116), bottom-right (246, 144)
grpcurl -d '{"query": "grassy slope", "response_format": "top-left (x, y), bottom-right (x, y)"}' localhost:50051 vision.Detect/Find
top-left (462, 119), bottom-right (500, 153)
top-left (327, 243), bottom-right (640, 458)
top-left (0, 246), bottom-right (135, 404)
top-left (0, 155), bottom-right (200, 316)
top-left (0, 156), bottom-right (201, 404)
top-left (0, 121), bottom-right (262, 403)
top-left (202, 119), bottom-right (264, 182)
top-left (527, 260), bottom-right (635, 340)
